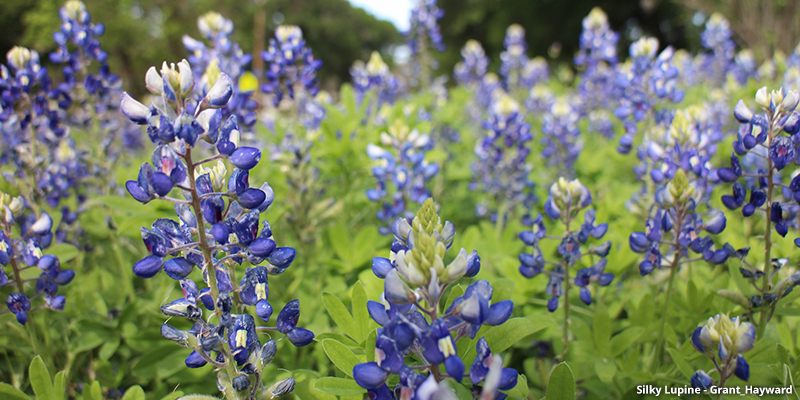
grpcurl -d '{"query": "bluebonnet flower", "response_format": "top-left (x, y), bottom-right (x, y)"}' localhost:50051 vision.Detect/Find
top-left (540, 98), bottom-right (582, 178)
top-left (698, 13), bottom-right (736, 85)
top-left (366, 121), bottom-right (439, 234)
top-left (518, 179), bottom-right (612, 357)
top-left (406, 0), bottom-right (445, 54)
top-left (0, 42), bottom-right (101, 246)
top-left (351, 52), bottom-right (401, 124)
top-left (629, 170), bottom-right (728, 278)
top-left (574, 8), bottom-right (618, 69)
top-left (730, 49), bottom-right (758, 85)
top-left (499, 24), bottom-right (528, 91)
top-left (520, 57), bottom-right (550, 89)
top-left (49, 0), bottom-right (140, 188)
top-left (573, 8), bottom-right (620, 136)
top-left (355, 200), bottom-right (519, 399)
top-left (690, 314), bottom-right (755, 389)
top-left (636, 106), bottom-right (724, 205)
top-left (454, 40), bottom-right (489, 87)
top-left (524, 85), bottom-right (556, 114)
top-left (615, 37), bottom-right (684, 154)
top-left (717, 87), bottom-right (800, 335)
top-left (471, 95), bottom-right (536, 220)
top-left (0, 193), bottom-right (73, 325)
top-left (121, 58), bottom-right (310, 398)
top-left (261, 25), bottom-right (324, 129)
top-left (405, 0), bottom-right (444, 89)
top-left (183, 12), bottom-right (257, 132)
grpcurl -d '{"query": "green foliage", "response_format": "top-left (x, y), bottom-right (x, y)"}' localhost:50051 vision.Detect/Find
top-left (545, 362), bottom-right (576, 400)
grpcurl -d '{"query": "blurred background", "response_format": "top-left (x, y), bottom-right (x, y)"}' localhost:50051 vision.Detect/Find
top-left (2, 0), bottom-right (798, 97)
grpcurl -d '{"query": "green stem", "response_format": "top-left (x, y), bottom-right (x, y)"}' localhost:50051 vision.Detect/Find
top-left (185, 147), bottom-right (240, 398)
top-left (653, 260), bottom-right (678, 370)
top-left (756, 157), bottom-right (774, 340)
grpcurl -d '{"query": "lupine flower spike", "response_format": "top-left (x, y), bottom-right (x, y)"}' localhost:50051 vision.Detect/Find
top-left (356, 199), bottom-right (518, 399)
top-left (121, 58), bottom-right (311, 399)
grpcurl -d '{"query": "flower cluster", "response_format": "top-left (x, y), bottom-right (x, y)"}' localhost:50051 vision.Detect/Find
top-left (183, 12), bottom-right (258, 132)
top-left (351, 52), bottom-right (401, 123)
top-left (406, 0), bottom-right (445, 55)
top-left (540, 98), bottom-right (583, 177)
top-left (50, 0), bottom-right (141, 165)
top-left (690, 314), bottom-right (755, 389)
top-left (471, 95), bottom-right (536, 219)
top-left (499, 24), bottom-right (528, 91)
top-left (519, 178), bottom-right (613, 311)
top-left (0, 43), bottom-right (97, 249)
top-left (716, 87), bottom-right (800, 332)
top-left (454, 40), bottom-right (489, 87)
top-left (520, 57), bottom-right (550, 89)
top-left (1, 193), bottom-right (74, 325)
top-left (629, 170), bottom-right (729, 277)
top-left (573, 8), bottom-right (619, 136)
top-left (121, 59), bottom-right (312, 399)
top-left (635, 105), bottom-right (724, 207)
top-left (698, 13), bottom-right (736, 85)
top-left (615, 37), bottom-right (684, 154)
top-left (261, 25), bottom-right (324, 129)
top-left (355, 199), bottom-right (518, 399)
top-left (574, 7), bottom-right (618, 69)
top-left (366, 120), bottom-right (439, 234)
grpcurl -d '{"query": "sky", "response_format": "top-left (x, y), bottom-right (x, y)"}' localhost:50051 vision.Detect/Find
top-left (347, 0), bottom-right (414, 31)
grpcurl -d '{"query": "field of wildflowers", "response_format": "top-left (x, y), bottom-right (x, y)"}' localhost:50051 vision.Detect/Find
top-left (1, 1), bottom-right (800, 399)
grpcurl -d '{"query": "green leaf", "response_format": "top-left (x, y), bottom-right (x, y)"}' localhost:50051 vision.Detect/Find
top-left (53, 371), bottom-right (65, 400)
top-left (313, 377), bottom-right (366, 396)
top-left (593, 305), bottom-right (611, 356)
top-left (99, 335), bottom-right (121, 360)
top-left (84, 381), bottom-right (102, 400)
top-left (485, 317), bottom-right (536, 351)
top-left (0, 383), bottom-right (30, 400)
top-left (45, 243), bottom-right (80, 263)
top-left (666, 348), bottom-right (693, 379)
top-left (594, 358), bottom-right (617, 383)
top-left (175, 396), bottom-right (221, 400)
top-left (121, 386), bottom-right (145, 400)
top-left (322, 292), bottom-right (358, 340)
top-left (365, 329), bottom-right (377, 362)
top-left (608, 327), bottom-right (644, 358)
top-left (503, 374), bottom-right (528, 399)
top-left (545, 362), bottom-right (575, 400)
top-left (351, 281), bottom-right (369, 343)
top-left (158, 392), bottom-right (185, 400)
top-left (29, 355), bottom-right (54, 400)
top-left (322, 339), bottom-right (362, 377)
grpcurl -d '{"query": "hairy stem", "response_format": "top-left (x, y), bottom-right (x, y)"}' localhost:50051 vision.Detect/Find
top-left (185, 147), bottom-right (240, 398)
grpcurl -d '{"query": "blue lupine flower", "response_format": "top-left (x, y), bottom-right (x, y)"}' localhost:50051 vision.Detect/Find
top-left (122, 59), bottom-right (309, 397)
top-left (351, 52), bottom-right (401, 124)
top-left (499, 24), bottom-right (528, 91)
top-left (354, 200), bottom-right (517, 397)
top-left (366, 122), bottom-right (439, 234)
top-left (540, 98), bottom-right (582, 177)
top-left (183, 12), bottom-right (257, 132)
top-left (615, 37), bottom-right (684, 154)
top-left (454, 40), bottom-right (489, 87)
top-left (520, 179), bottom-right (613, 311)
top-left (0, 193), bottom-right (72, 325)
top-left (689, 314), bottom-right (754, 388)
top-left (471, 95), bottom-right (536, 219)
top-left (699, 13), bottom-right (736, 85)
top-left (260, 25), bottom-right (324, 129)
